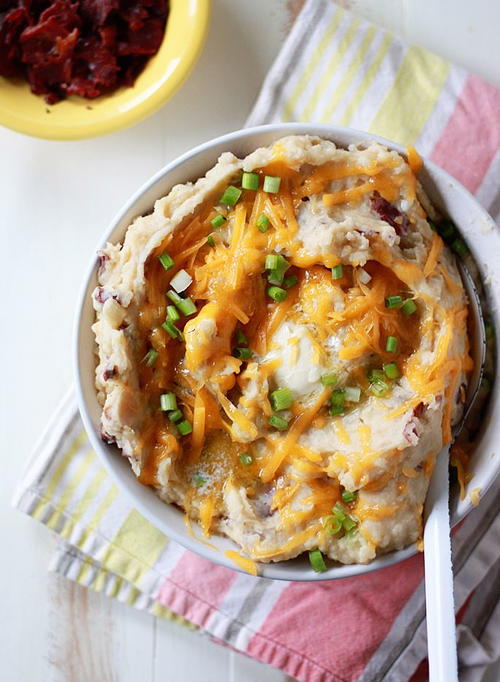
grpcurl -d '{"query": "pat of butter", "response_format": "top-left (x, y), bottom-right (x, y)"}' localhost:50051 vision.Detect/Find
top-left (264, 321), bottom-right (329, 396)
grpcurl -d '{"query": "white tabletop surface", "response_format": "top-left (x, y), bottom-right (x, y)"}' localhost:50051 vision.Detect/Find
top-left (1, 1), bottom-right (499, 681)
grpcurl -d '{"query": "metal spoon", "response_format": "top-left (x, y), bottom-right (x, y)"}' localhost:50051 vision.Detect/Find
top-left (423, 259), bottom-right (486, 681)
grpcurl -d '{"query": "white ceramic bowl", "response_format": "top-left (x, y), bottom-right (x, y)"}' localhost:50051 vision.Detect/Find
top-left (74, 123), bottom-right (500, 580)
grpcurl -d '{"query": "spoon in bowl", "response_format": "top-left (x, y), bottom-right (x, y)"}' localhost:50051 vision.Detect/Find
top-left (423, 259), bottom-right (486, 681)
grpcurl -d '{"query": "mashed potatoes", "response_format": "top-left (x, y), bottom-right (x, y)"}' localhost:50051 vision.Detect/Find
top-left (92, 136), bottom-right (471, 566)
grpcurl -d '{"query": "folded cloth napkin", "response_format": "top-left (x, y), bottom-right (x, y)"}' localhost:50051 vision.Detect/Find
top-left (14, 1), bottom-right (500, 680)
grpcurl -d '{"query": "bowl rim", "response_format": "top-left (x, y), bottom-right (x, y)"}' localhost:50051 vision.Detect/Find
top-left (0, 0), bottom-right (211, 140)
top-left (74, 122), bottom-right (500, 580)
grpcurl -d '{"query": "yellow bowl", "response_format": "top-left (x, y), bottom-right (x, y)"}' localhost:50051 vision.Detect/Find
top-left (0, 0), bottom-right (210, 140)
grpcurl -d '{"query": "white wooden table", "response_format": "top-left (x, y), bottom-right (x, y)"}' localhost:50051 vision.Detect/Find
top-left (1, 1), bottom-right (499, 680)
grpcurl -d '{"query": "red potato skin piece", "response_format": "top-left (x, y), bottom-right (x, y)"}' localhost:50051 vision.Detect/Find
top-left (0, 0), bottom-right (168, 103)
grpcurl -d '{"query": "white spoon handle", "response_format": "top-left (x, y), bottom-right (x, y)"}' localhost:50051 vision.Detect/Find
top-left (424, 445), bottom-right (458, 681)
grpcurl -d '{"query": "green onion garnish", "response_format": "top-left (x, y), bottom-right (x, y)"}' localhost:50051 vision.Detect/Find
top-left (385, 295), bottom-right (403, 309)
top-left (384, 362), bottom-right (400, 379)
top-left (265, 254), bottom-right (279, 270)
top-left (159, 252), bottom-right (174, 270)
top-left (268, 414), bottom-right (289, 430)
top-left (242, 172), bottom-right (259, 190)
top-left (263, 175), bottom-right (281, 194)
top-left (326, 517), bottom-right (342, 535)
top-left (257, 214), bottom-right (270, 232)
top-left (451, 238), bottom-right (469, 257)
top-left (168, 409), bottom-right (183, 423)
top-left (233, 347), bottom-right (253, 359)
top-left (341, 490), bottom-right (357, 503)
top-left (369, 379), bottom-right (389, 397)
top-left (320, 372), bottom-right (337, 387)
top-left (401, 299), bottom-right (417, 316)
top-left (267, 286), bottom-right (287, 302)
top-left (162, 320), bottom-right (182, 339)
top-left (368, 369), bottom-right (385, 382)
top-left (207, 235), bottom-right (215, 247)
top-left (331, 264), bottom-right (343, 280)
top-left (437, 220), bottom-right (457, 241)
top-left (309, 549), bottom-right (327, 573)
top-left (193, 473), bottom-right (205, 487)
top-left (142, 348), bottom-right (158, 367)
top-left (283, 274), bottom-right (298, 289)
top-left (177, 419), bottom-right (193, 436)
top-left (177, 297), bottom-right (197, 316)
top-left (167, 291), bottom-right (197, 316)
top-left (236, 330), bottom-right (248, 345)
top-left (211, 213), bottom-right (226, 229)
top-left (344, 386), bottom-right (361, 403)
top-left (160, 392), bottom-right (177, 411)
top-left (331, 388), bottom-right (345, 408)
top-left (330, 405), bottom-right (344, 416)
top-left (270, 387), bottom-right (294, 411)
top-left (219, 185), bottom-right (242, 207)
top-left (239, 452), bottom-right (253, 466)
top-left (342, 516), bottom-right (357, 532)
top-left (166, 305), bottom-right (180, 322)
top-left (386, 336), bottom-right (398, 353)
top-left (331, 501), bottom-right (358, 535)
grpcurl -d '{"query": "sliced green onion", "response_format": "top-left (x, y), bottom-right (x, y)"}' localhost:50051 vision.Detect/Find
top-left (330, 405), bottom-right (344, 416)
top-left (265, 254), bottom-right (279, 270)
top-left (283, 274), bottom-right (298, 289)
top-left (159, 252), bottom-right (174, 270)
top-left (331, 389), bottom-right (345, 408)
top-left (385, 295), bottom-right (403, 309)
top-left (170, 268), bottom-right (192, 293)
top-left (384, 362), bottom-right (400, 379)
top-left (211, 213), bottom-right (226, 229)
top-left (257, 214), bottom-right (270, 232)
top-left (239, 452), bottom-right (253, 466)
top-left (142, 348), bottom-right (158, 367)
top-left (344, 386), bottom-right (361, 403)
top-left (309, 549), bottom-right (327, 573)
top-left (236, 330), bottom-right (248, 345)
top-left (332, 502), bottom-right (347, 522)
top-left (368, 369), bottom-right (385, 383)
top-left (401, 299), bottom-right (417, 316)
top-left (177, 297), bottom-right (197, 316)
top-left (320, 372), bottom-right (337, 387)
top-left (341, 490), bottom-right (357, 504)
top-left (331, 264), bottom-right (344, 280)
top-left (268, 414), bottom-right (289, 430)
top-left (168, 409), bottom-right (183, 423)
top-left (451, 237), bottom-right (469, 257)
top-left (219, 185), bottom-right (242, 207)
top-left (166, 305), bottom-right (180, 322)
top-left (167, 290), bottom-right (197, 316)
top-left (162, 320), bottom-right (182, 339)
top-left (177, 419), bottom-right (193, 436)
top-left (242, 172), bottom-right (259, 190)
top-left (263, 175), bottom-right (281, 194)
top-left (270, 387), bottom-right (294, 411)
top-left (342, 516), bottom-right (357, 532)
top-left (160, 393), bottom-right (177, 411)
top-left (369, 380), bottom-right (389, 397)
top-left (386, 336), bottom-right (398, 353)
top-left (437, 220), bottom-right (457, 241)
top-left (267, 286), bottom-right (287, 302)
top-left (326, 517), bottom-right (342, 535)
top-left (233, 347), bottom-right (253, 359)
top-left (193, 472), bottom-right (205, 487)
top-left (207, 235), bottom-right (216, 247)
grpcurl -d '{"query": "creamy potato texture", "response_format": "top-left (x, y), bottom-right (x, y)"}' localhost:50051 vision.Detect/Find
top-left (92, 136), bottom-right (471, 566)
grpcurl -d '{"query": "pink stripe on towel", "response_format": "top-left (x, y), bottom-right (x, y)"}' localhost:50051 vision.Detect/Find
top-left (430, 75), bottom-right (500, 193)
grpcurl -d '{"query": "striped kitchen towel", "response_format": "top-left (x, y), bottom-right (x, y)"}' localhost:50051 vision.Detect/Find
top-left (13, 1), bottom-right (500, 681)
